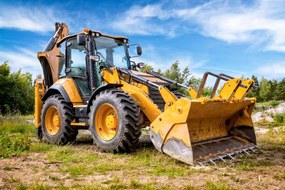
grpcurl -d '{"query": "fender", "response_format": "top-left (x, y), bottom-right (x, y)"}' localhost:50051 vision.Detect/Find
top-left (42, 83), bottom-right (71, 102)
top-left (87, 83), bottom-right (122, 113)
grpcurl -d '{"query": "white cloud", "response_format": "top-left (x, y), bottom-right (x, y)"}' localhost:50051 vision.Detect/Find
top-left (0, 5), bottom-right (62, 32)
top-left (257, 62), bottom-right (285, 78)
top-left (110, 4), bottom-right (174, 36)
top-left (176, 0), bottom-right (285, 52)
top-left (111, 0), bottom-right (285, 52)
top-left (0, 48), bottom-right (42, 78)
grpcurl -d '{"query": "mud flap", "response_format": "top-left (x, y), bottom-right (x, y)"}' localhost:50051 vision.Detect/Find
top-left (150, 97), bottom-right (256, 165)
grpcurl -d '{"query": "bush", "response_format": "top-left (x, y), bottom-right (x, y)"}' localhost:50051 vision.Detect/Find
top-left (274, 113), bottom-right (285, 124)
top-left (0, 62), bottom-right (34, 115)
top-left (0, 134), bottom-right (31, 158)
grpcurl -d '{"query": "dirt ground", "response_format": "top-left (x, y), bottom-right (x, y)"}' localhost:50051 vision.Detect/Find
top-left (0, 131), bottom-right (284, 190)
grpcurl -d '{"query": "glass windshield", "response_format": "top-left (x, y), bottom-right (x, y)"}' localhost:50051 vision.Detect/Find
top-left (93, 36), bottom-right (127, 68)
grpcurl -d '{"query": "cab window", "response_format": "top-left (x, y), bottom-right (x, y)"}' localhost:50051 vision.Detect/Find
top-left (66, 38), bottom-right (87, 77)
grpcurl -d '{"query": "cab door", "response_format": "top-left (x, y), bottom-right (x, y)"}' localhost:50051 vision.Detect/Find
top-left (65, 37), bottom-right (91, 102)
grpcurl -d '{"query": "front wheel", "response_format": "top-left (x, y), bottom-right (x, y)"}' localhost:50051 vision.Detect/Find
top-left (89, 89), bottom-right (142, 153)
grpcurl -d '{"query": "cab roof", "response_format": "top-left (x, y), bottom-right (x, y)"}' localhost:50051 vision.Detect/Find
top-left (57, 29), bottom-right (129, 45)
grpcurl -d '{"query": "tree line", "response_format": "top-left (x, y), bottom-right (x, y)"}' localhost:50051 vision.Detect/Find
top-left (247, 75), bottom-right (285, 102)
top-left (0, 62), bottom-right (34, 115)
top-left (0, 61), bottom-right (284, 115)
top-left (142, 61), bottom-right (285, 102)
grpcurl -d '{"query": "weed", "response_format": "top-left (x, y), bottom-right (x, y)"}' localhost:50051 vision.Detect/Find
top-left (137, 183), bottom-right (156, 190)
top-left (109, 183), bottom-right (127, 190)
top-left (49, 175), bottom-right (60, 181)
top-left (274, 172), bottom-right (285, 180)
top-left (2, 174), bottom-right (20, 183)
top-left (29, 183), bottom-right (51, 190)
top-left (100, 178), bottom-right (127, 190)
top-left (130, 179), bottom-right (143, 189)
top-left (202, 180), bottom-right (235, 190)
top-left (2, 166), bottom-right (15, 171)
top-left (16, 183), bottom-right (28, 190)
top-left (184, 184), bottom-right (195, 190)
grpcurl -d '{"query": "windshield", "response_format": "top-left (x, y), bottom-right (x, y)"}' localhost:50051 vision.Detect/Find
top-left (93, 36), bottom-right (128, 69)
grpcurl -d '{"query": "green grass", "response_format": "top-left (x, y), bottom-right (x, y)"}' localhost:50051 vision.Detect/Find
top-left (0, 115), bottom-right (34, 158)
top-left (258, 129), bottom-right (285, 152)
top-left (46, 146), bottom-right (102, 176)
top-left (30, 142), bottom-right (54, 152)
top-left (234, 154), bottom-right (271, 171)
top-left (0, 115), bottom-right (34, 134)
top-left (61, 164), bottom-right (93, 177)
top-left (152, 165), bottom-right (186, 176)
top-left (0, 134), bottom-right (31, 158)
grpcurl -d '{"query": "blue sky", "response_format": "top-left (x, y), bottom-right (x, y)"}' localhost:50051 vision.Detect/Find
top-left (0, 0), bottom-right (285, 81)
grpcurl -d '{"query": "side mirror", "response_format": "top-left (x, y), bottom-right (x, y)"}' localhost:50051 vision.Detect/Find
top-left (136, 45), bottom-right (142, 56)
top-left (77, 34), bottom-right (86, 46)
top-left (137, 62), bottom-right (145, 68)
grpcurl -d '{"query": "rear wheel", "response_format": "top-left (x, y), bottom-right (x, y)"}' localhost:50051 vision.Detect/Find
top-left (89, 89), bottom-right (142, 153)
top-left (41, 94), bottom-right (78, 144)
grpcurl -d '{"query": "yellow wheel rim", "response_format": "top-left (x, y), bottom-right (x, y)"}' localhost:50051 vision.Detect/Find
top-left (45, 106), bottom-right (61, 135)
top-left (95, 103), bottom-right (119, 141)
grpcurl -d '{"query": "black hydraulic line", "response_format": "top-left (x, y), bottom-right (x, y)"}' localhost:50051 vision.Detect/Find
top-left (147, 71), bottom-right (177, 84)
top-left (147, 71), bottom-right (188, 89)
top-left (119, 69), bottom-right (160, 89)
top-left (44, 22), bottom-right (62, 52)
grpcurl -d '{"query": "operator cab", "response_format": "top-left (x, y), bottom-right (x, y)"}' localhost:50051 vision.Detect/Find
top-left (57, 31), bottom-right (142, 103)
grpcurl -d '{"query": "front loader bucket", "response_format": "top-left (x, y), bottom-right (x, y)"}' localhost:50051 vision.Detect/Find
top-left (150, 97), bottom-right (256, 165)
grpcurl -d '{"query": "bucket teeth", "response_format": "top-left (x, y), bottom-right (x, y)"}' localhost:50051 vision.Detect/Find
top-left (197, 145), bottom-right (257, 166)
top-left (219, 156), bottom-right (226, 162)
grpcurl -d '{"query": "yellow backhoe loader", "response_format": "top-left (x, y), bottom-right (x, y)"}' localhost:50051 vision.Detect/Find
top-left (34, 23), bottom-right (257, 165)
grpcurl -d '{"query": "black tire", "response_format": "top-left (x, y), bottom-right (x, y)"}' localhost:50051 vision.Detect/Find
top-left (41, 94), bottom-right (78, 144)
top-left (89, 89), bottom-right (142, 153)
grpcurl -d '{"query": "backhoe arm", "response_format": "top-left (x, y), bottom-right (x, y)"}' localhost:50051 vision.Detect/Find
top-left (37, 23), bottom-right (69, 87)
